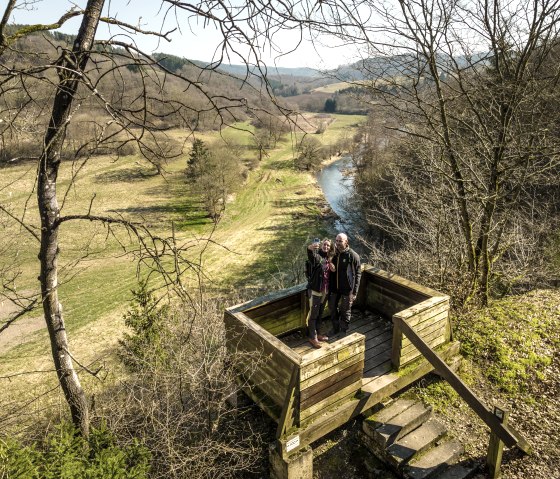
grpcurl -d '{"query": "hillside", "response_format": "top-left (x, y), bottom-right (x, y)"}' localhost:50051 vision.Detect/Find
top-left (0, 113), bottom-right (366, 428)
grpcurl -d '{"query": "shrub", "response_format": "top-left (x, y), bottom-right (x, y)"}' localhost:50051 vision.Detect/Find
top-left (118, 281), bottom-right (170, 370)
top-left (107, 295), bottom-right (270, 479)
top-left (0, 422), bottom-right (150, 478)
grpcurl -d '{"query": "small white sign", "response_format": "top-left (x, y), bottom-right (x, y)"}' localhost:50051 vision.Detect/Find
top-left (285, 435), bottom-right (300, 452)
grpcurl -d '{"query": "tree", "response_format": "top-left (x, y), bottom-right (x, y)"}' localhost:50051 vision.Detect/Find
top-left (336, 0), bottom-right (560, 303)
top-left (295, 136), bottom-right (325, 170)
top-left (324, 97), bottom-right (337, 113)
top-left (187, 138), bottom-right (211, 181)
top-left (0, 0), bottom-right (350, 437)
top-left (192, 142), bottom-right (245, 222)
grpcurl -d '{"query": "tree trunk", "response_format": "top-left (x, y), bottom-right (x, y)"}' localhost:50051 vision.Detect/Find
top-left (37, 0), bottom-right (104, 437)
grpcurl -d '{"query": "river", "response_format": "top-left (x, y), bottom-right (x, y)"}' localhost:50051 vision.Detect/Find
top-left (316, 156), bottom-right (371, 258)
top-left (316, 156), bottom-right (354, 232)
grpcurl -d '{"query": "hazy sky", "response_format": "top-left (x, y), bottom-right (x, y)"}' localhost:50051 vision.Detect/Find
top-left (9, 0), bottom-right (360, 70)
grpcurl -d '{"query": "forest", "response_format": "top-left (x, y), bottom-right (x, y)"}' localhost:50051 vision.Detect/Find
top-left (0, 1), bottom-right (559, 478)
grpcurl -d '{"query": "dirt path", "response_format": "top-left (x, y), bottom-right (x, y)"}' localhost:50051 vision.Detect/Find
top-left (0, 298), bottom-right (45, 354)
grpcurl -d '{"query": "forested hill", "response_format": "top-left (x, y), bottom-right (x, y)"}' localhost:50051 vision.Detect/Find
top-left (4, 26), bottom-right (305, 116)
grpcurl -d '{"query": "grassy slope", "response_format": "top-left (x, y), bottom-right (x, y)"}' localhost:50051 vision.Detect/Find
top-left (402, 289), bottom-right (560, 478)
top-left (0, 114), bottom-right (365, 413)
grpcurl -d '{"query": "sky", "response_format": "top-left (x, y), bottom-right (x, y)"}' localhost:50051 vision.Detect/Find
top-left (9, 0), bottom-right (361, 70)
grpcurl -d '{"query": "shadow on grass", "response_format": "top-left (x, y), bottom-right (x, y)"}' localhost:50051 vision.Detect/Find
top-left (95, 168), bottom-right (157, 183)
top-left (220, 194), bottom-right (332, 291)
top-left (109, 202), bottom-right (211, 229)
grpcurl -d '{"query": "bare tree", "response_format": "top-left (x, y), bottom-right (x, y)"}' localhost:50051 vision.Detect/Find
top-left (339, 0), bottom-right (560, 303)
top-left (0, 0), bottom-right (350, 437)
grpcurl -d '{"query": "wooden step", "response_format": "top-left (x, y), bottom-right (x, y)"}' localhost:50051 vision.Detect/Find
top-left (372, 401), bottom-right (433, 447)
top-left (363, 398), bottom-right (417, 433)
top-left (403, 439), bottom-right (464, 479)
top-left (386, 418), bottom-right (448, 468)
top-left (434, 461), bottom-right (480, 479)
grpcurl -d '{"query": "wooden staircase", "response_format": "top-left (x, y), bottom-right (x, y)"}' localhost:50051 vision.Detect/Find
top-left (360, 398), bottom-right (480, 479)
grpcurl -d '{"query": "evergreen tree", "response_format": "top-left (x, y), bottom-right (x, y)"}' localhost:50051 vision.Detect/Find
top-left (186, 138), bottom-right (210, 181)
top-left (324, 98), bottom-right (337, 113)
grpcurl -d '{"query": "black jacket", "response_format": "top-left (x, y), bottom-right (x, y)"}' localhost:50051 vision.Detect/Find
top-left (330, 247), bottom-right (361, 295)
top-left (307, 248), bottom-right (329, 292)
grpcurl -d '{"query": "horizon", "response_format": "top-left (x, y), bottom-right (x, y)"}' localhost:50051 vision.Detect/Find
top-left (9, 0), bottom-right (362, 70)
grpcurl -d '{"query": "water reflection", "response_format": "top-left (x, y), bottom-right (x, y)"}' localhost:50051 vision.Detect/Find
top-left (316, 156), bottom-right (354, 232)
top-left (317, 156), bottom-right (354, 231)
top-left (316, 157), bottom-right (370, 258)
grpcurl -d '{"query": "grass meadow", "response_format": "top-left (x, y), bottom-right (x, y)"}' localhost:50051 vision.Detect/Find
top-left (0, 113), bottom-right (366, 427)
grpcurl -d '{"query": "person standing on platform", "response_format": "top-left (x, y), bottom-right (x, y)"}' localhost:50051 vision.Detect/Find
top-left (328, 232), bottom-right (361, 338)
top-left (306, 238), bottom-right (335, 349)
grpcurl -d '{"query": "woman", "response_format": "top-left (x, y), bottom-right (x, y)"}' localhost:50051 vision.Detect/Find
top-left (306, 238), bottom-right (335, 348)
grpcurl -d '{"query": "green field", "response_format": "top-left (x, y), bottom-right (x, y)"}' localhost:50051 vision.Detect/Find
top-left (0, 114), bottom-right (366, 413)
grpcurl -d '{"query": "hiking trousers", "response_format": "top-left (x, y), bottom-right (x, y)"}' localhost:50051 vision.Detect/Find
top-left (308, 290), bottom-right (327, 339)
top-left (328, 292), bottom-right (352, 333)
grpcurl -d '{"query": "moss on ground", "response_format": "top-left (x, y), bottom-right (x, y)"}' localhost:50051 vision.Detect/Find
top-left (454, 290), bottom-right (559, 398)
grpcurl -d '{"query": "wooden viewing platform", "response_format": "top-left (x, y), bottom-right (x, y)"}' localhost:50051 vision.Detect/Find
top-left (224, 267), bottom-right (461, 459)
top-left (225, 266), bottom-right (530, 478)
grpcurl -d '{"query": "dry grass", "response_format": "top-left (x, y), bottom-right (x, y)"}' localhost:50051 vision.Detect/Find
top-left (0, 116), bottom-right (366, 431)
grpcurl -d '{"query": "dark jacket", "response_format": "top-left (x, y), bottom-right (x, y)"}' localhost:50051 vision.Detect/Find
top-left (307, 248), bottom-right (328, 292)
top-left (330, 247), bottom-right (361, 295)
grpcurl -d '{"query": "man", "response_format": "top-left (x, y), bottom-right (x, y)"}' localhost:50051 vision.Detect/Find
top-left (328, 233), bottom-right (361, 338)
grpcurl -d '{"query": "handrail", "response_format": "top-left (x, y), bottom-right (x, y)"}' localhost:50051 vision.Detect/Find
top-left (394, 316), bottom-right (532, 454)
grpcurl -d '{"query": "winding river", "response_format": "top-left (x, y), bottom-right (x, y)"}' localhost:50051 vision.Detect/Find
top-left (316, 156), bottom-right (354, 232)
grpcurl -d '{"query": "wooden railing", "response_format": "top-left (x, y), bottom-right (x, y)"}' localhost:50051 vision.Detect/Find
top-left (393, 315), bottom-right (532, 454)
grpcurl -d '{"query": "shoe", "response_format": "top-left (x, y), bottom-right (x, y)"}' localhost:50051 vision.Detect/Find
top-left (339, 330), bottom-right (348, 338)
top-left (308, 338), bottom-right (322, 349)
top-left (317, 334), bottom-right (329, 342)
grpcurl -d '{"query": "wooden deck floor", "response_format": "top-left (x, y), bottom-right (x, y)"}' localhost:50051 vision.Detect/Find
top-left (279, 310), bottom-right (394, 379)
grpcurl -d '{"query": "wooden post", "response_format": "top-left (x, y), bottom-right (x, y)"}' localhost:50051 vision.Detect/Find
top-left (276, 364), bottom-right (300, 440)
top-left (487, 406), bottom-right (509, 478)
top-left (390, 316), bottom-right (403, 370)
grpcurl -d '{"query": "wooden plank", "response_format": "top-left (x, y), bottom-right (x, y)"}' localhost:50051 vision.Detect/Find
top-left (300, 335), bottom-right (365, 380)
top-left (364, 347), bottom-right (392, 373)
top-left (248, 300), bottom-right (300, 321)
top-left (391, 316), bottom-right (403, 369)
top-left (227, 284), bottom-right (305, 314)
top-left (224, 310), bottom-right (300, 365)
top-left (486, 408), bottom-right (509, 478)
top-left (238, 379), bottom-right (281, 422)
top-left (277, 341), bottom-right (461, 459)
top-left (403, 303), bottom-right (449, 328)
top-left (347, 315), bottom-right (374, 331)
top-left (371, 282), bottom-right (426, 308)
top-left (259, 311), bottom-right (303, 336)
top-left (363, 267), bottom-right (444, 298)
top-left (300, 369), bottom-right (363, 411)
top-left (393, 296), bottom-right (449, 322)
top-left (363, 358), bottom-right (393, 378)
top-left (225, 324), bottom-right (297, 376)
top-left (299, 389), bottom-right (362, 429)
top-left (301, 359), bottom-right (364, 401)
top-left (401, 316), bottom-right (449, 350)
top-left (355, 321), bottom-right (392, 339)
top-left (367, 287), bottom-right (408, 317)
top-left (276, 364), bottom-right (300, 439)
top-left (300, 333), bottom-right (364, 366)
top-left (238, 364), bottom-right (287, 407)
top-left (400, 333), bottom-right (447, 366)
top-left (365, 330), bottom-right (393, 352)
top-left (299, 379), bottom-right (362, 421)
top-left (406, 306), bottom-right (449, 331)
top-left (396, 317), bottom-right (531, 453)
top-left (300, 352), bottom-right (365, 391)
